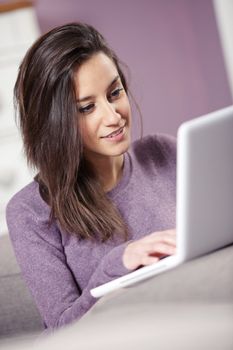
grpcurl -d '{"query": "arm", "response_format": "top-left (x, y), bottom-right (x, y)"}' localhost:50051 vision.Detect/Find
top-left (6, 200), bottom-right (129, 330)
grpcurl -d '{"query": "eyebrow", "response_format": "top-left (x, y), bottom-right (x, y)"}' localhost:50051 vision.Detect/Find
top-left (77, 75), bottom-right (120, 103)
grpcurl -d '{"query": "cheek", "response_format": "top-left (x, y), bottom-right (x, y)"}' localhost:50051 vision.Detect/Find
top-left (121, 97), bottom-right (131, 121)
top-left (79, 119), bottom-right (98, 145)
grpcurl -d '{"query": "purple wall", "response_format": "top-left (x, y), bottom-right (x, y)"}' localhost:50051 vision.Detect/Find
top-left (35, 0), bottom-right (232, 138)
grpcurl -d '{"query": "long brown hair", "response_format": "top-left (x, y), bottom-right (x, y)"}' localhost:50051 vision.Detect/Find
top-left (14, 22), bottom-right (130, 241)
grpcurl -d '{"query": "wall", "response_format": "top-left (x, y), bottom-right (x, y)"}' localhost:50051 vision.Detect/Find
top-left (0, 0), bottom-right (232, 234)
top-left (0, 3), bottom-right (40, 235)
top-left (213, 0), bottom-right (233, 98)
top-left (35, 0), bottom-right (232, 138)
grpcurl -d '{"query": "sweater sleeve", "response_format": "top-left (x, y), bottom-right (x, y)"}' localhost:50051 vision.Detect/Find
top-left (6, 198), bottom-right (130, 330)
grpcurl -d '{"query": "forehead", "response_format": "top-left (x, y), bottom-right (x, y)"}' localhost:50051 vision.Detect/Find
top-left (74, 52), bottom-right (118, 97)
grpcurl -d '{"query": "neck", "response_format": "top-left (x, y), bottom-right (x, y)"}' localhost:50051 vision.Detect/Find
top-left (85, 154), bottom-right (124, 192)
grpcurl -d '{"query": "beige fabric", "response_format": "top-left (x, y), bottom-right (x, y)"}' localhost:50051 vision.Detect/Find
top-left (0, 235), bottom-right (43, 339)
top-left (1, 244), bottom-right (232, 350)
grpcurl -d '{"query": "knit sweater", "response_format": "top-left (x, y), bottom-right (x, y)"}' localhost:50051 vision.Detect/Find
top-left (6, 134), bottom-right (176, 330)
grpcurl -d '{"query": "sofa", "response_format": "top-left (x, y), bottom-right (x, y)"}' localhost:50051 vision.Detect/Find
top-left (0, 233), bottom-right (232, 349)
top-left (0, 234), bottom-right (43, 341)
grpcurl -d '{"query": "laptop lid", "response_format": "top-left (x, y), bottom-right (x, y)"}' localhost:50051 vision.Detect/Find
top-left (176, 105), bottom-right (233, 261)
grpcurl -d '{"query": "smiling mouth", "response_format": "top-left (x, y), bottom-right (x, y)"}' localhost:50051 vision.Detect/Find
top-left (101, 126), bottom-right (125, 138)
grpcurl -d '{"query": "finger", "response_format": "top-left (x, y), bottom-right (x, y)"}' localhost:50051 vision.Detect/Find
top-left (147, 234), bottom-right (176, 247)
top-left (149, 252), bottom-right (169, 259)
top-left (147, 243), bottom-right (176, 256)
top-left (135, 238), bottom-right (176, 257)
top-left (141, 256), bottom-right (159, 266)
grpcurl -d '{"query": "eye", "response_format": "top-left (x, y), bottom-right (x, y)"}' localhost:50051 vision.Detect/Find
top-left (78, 103), bottom-right (95, 114)
top-left (109, 87), bottom-right (124, 100)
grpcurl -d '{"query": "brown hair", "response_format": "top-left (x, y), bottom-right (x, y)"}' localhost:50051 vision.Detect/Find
top-left (14, 22), bottom-right (130, 241)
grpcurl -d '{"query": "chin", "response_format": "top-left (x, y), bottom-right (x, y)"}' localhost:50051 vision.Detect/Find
top-left (112, 142), bottom-right (130, 157)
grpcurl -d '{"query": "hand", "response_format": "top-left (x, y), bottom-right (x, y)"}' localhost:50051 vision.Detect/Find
top-left (122, 229), bottom-right (176, 270)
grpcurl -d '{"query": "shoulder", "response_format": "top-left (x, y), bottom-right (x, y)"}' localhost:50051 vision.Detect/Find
top-left (6, 181), bottom-right (48, 218)
top-left (6, 181), bottom-right (52, 241)
top-left (130, 133), bottom-right (176, 168)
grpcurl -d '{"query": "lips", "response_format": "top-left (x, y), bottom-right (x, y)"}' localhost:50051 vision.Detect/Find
top-left (102, 126), bottom-right (124, 138)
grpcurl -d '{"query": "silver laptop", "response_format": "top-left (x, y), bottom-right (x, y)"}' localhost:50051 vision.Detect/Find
top-left (90, 105), bottom-right (233, 298)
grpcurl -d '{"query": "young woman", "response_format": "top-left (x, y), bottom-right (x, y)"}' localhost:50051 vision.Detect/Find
top-left (6, 23), bottom-right (176, 330)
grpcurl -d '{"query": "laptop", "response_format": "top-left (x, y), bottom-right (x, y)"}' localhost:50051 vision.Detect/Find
top-left (90, 105), bottom-right (233, 298)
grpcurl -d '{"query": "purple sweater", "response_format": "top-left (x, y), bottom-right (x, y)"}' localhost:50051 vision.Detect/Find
top-left (6, 134), bottom-right (176, 330)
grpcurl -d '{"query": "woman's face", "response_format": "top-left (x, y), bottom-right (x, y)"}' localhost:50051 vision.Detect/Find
top-left (74, 52), bottom-right (131, 162)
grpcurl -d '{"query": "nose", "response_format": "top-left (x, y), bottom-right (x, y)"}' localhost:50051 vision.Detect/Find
top-left (101, 100), bottom-right (121, 126)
